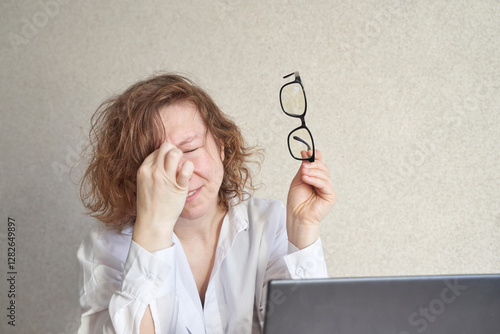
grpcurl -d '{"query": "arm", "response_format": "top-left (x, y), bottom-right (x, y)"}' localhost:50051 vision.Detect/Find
top-left (133, 142), bottom-right (194, 253)
top-left (78, 142), bottom-right (192, 333)
top-left (140, 306), bottom-right (154, 333)
top-left (254, 201), bottom-right (329, 330)
top-left (77, 233), bottom-right (179, 333)
top-left (254, 150), bottom-right (334, 329)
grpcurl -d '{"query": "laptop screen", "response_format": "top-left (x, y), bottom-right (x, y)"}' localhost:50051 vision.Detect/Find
top-left (263, 275), bottom-right (500, 334)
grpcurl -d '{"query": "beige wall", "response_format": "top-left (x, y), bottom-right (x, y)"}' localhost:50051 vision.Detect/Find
top-left (1, 0), bottom-right (499, 332)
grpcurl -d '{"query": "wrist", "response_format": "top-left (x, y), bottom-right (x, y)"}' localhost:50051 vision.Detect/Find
top-left (286, 218), bottom-right (320, 249)
top-left (132, 219), bottom-right (175, 252)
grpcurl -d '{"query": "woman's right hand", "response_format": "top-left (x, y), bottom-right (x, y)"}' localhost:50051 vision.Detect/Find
top-left (133, 142), bottom-right (194, 252)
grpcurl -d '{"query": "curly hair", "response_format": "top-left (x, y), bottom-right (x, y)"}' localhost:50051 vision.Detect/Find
top-left (79, 73), bottom-right (262, 231)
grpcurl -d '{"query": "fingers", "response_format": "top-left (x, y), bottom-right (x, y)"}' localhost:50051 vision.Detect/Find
top-left (164, 148), bottom-right (182, 180)
top-left (301, 170), bottom-right (332, 193)
top-left (301, 171), bottom-right (336, 203)
top-left (177, 160), bottom-right (194, 188)
top-left (314, 149), bottom-right (323, 161)
top-left (154, 142), bottom-right (178, 171)
top-left (142, 142), bottom-right (192, 189)
top-left (300, 149), bottom-right (314, 161)
top-left (301, 165), bottom-right (331, 186)
top-left (300, 150), bottom-right (336, 198)
top-left (141, 145), bottom-right (161, 167)
top-left (300, 149), bottom-right (323, 162)
top-left (301, 150), bottom-right (328, 174)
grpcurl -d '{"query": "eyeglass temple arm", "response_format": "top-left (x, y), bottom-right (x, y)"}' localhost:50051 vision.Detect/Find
top-left (283, 71), bottom-right (301, 83)
top-left (292, 135), bottom-right (311, 152)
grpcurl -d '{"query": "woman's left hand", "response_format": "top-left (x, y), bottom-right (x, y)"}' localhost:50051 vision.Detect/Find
top-left (286, 149), bottom-right (336, 248)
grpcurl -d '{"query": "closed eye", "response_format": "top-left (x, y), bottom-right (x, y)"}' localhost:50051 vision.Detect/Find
top-left (183, 148), bottom-right (198, 154)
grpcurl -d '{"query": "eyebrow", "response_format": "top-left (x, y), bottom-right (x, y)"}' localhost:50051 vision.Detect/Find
top-left (177, 135), bottom-right (200, 147)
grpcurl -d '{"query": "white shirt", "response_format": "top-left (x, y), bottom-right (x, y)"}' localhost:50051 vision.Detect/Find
top-left (77, 197), bottom-right (328, 334)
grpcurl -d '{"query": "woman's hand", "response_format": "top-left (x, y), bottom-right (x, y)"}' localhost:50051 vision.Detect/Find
top-left (133, 142), bottom-right (194, 252)
top-left (286, 149), bottom-right (336, 249)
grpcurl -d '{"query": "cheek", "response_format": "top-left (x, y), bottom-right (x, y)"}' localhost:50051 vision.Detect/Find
top-left (183, 150), bottom-right (224, 182)
top-left (214, 159), bottom-right (225, 181)
top-left (209, 157), bottom-right (224, 180)
top-left (204, 155), bottom-right (225, 182)
top-left (181, 154), bottom-right (214, 175)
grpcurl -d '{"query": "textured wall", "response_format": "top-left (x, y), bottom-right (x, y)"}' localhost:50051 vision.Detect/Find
top-left (1, 0), bottom-right (499, 333)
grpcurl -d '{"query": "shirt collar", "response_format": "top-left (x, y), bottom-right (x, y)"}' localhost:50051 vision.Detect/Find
top-left (121, 197), bottom-right (250, 239)
top-left (226, 196), bottom-right (249, 233)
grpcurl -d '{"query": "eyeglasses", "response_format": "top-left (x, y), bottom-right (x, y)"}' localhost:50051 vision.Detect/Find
top-left (279, 71), bottom-right (315, 162)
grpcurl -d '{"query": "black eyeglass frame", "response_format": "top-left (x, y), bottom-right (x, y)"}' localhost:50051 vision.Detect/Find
top-left (279, 71), bottom-right (315, 163)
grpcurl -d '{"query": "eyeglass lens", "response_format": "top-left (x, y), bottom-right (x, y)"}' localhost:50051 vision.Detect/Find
top-left (281, 83), bottom-right (305, 116)
top-left (289, 127), bottom-right (314, 160)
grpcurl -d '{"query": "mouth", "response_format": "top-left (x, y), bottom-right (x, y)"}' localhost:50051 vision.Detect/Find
top-left (186, 187), bottom-right (201, 202)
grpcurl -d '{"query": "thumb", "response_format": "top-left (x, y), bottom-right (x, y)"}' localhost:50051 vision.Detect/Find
top-left (177, 160), bottom-right (194, 189)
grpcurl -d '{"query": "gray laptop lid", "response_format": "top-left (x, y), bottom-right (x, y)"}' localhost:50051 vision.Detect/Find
top-left (263, 274), bottom-right (500, 334)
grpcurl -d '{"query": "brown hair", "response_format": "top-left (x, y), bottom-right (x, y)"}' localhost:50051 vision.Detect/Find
top-left (79, 73), bottom-right (262, 231)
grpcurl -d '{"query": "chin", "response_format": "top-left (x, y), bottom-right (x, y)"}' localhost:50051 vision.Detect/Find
top-left (179, 206), bottom-right (207, 220)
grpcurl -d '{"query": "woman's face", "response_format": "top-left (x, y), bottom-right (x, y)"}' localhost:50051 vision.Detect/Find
top-left (159, 100), bottom-right (225, 221)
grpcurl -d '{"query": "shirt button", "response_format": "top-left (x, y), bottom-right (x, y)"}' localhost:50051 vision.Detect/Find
top-left (296, 268), bottom-right (305, 277)
top-left (146, 274), bottom-right (154, 281)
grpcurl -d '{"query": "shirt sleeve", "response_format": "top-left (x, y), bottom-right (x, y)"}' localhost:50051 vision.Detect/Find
top-left (283, 238), bottom-right (329, 279)
top-left (254, 202), bottom-right (329, 331)
top-left (77, 232), bottom-right (179, 334)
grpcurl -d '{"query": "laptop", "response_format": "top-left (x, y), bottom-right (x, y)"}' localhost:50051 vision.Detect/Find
top-left (263, 274), bottom-right (500, 334)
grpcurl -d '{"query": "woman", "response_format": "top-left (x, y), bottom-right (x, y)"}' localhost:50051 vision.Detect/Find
top-left (77, 73), bottom-right (336, 333)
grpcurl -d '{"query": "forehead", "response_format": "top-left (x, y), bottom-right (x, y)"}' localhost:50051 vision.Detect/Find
top-left (159, 100), bottom-right (207, 143)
